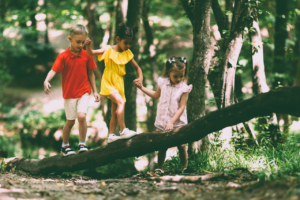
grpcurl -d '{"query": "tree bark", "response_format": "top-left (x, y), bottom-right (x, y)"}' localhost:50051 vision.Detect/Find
top-left (181, 0), bottom-right (212, 153)
top-left (273, 0), bottom-right (288, 88)
top-left (273, 0), bottom-right (289, 133)
top-left (7, 86), bottom-right (300, 175)
top-left (248, 1), bottom-right (270, 95)
top-left (294, 1), bottom-right (300, 86)
top-left (209, 0), bottom-right (248, 109)
top-left (124, 0), bottom-right (144, 131)
top-left (142, 0), bottom-right (158, 132)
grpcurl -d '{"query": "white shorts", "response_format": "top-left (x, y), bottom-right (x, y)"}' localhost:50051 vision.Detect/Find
top-left (64, 93), bottom-right (90, 120)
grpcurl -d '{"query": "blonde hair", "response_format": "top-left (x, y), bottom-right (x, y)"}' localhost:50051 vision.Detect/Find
top-left (69, 24), bottom-right (88, 36)
top-left (162, 56), bottom-right (188, 78)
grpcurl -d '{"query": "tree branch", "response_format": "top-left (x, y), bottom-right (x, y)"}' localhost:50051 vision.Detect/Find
top-left (211, 0), bottom-right (228, 37)
top-left (6, 87), bottom-right (300, 175)
top-left (180, 0), bottom-right (194, 23)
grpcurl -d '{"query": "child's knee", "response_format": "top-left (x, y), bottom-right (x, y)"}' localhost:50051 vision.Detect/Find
top-left (77, 113), bottom-right (86, 123)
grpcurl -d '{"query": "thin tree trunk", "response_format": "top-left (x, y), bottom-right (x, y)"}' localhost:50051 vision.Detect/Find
top-left (7, 87), bottom-right (300, 175)
top-left (124, 0), bottom-right (144, 131)
top-left (209, 0), bottom-right (248, 147)
top-left (181, 0), bottom-right (212, 153)
top-left (294, 1), bottom-right (300, 87)
top-left (142, 0), bottom-right (158, 133)
top-left (248, 2), bottom-right (270, 95)
top-left (273, 0), bottom-right (289, 133)
top-left (142, 0), bottom-right (159, 170)
top-left (273, 0), bottom-right (288, 89)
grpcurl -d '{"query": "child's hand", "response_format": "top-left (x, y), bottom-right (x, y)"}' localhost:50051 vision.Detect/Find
top-left (133, 78), bottom-right (142, 88)
top-left (134, 82), bottom-right (143, 90)
top-left (164, 122), bottom-right (174, 130)
top-left (84, 38), bottom-right (92, 46)
top-left (94, 93), bottom-right (100, 102)
top-left (44, 81), bottom-right (51, 95)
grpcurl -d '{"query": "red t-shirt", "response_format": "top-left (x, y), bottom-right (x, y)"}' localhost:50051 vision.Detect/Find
top-left (52, 47), bottom-right (97, 99)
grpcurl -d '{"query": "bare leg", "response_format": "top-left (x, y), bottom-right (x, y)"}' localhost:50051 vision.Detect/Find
top-left (63, 120), bottom-right (75, 143)
top-left (108, 92), bottom-right (126, 131)
top-left (157, 149), bottom-right (167, 170)
top-left (177, 144), bottom-right (188, 168)
top-left (109, 102), bottom-right (118, 134)
top-left (77, 112), bottom-right (87, 142)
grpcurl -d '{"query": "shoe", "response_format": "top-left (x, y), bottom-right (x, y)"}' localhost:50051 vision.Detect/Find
top-left (107, 134), bottom-right (121, 143)
top-left (154, 168), bottom-right (165, 176)
top-left (78, 144), bottom-right (89, 154)
top-left (120, 128), bottom-right (137, 139)
top-left (61, 146), bottom-right (76, 156)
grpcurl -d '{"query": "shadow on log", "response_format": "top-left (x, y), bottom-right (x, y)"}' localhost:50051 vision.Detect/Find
top-left (6, 87), bottom-right (300, 175)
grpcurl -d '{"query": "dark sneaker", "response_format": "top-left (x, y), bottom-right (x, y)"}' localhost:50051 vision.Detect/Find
top-left (78, 144), bottom-right (89, 153)
top-left (61, 146), bottom-right (76, 156)
top-left (154, 168), bottom-right (165, 176)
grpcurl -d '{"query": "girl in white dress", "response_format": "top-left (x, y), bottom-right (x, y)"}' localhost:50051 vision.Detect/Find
top-left (136, 56), bottom-right (192, 174)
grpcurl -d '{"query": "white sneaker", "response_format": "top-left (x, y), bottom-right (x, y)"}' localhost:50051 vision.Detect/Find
top-left (107, 134), bottom-right (121, 143)
top-left (120, 128), bottom-right (137, 139)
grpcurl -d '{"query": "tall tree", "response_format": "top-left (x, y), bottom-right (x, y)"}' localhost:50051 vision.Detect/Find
top-left (181, 0), bottom-right (212, 153)
top-left (294, 1), bottom-right (300, 86)
top-left (124, 0), bottom-right (144, 131)
top-left (248, 1), bottom-right (269, 95)
top-left (273, 0), bottom-right (288, 89)
top-left (273, 0), bottom-right (289, 133)
top-left (142, 0), bottom-right (158, 133)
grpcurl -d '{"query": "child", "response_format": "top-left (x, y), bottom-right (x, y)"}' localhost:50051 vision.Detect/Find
top-left (44, 24), bottom-right (100, 156)
top-left (136, 56), bottom-right (192, 174)
top-left (85, 23), bottom-right (143, 143)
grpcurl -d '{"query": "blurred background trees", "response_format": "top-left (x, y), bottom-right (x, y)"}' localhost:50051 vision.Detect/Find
top-left (1, 0), bottom-right (300, 175)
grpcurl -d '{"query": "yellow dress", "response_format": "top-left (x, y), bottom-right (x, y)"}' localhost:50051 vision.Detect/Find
top-left (98, 46), bottom-right (133, 102)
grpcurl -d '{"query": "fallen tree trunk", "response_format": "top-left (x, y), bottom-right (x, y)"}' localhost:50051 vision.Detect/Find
top-left (7, 87), bottom-right (300, 175)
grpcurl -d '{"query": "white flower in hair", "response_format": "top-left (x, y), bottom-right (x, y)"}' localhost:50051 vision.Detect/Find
top-left (180, 57), bottom-right (187, 64)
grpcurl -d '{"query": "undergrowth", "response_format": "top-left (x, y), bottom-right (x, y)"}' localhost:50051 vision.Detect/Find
top-left (164, 133), bottom-right (300, 179)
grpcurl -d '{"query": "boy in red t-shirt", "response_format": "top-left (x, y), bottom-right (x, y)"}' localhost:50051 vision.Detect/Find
top-left (43, 24), bottom-right (100, 156)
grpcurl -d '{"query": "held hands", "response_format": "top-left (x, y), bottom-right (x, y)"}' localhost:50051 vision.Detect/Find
top-left (44, 81), bottom-right (51, 95)
top-left (164, 122), bottom-right (174, 130)
top-left (84, 38), bottom-right (92, 47)
top-left (93, 93), bottom-right (100, 102)
top-left (133, 78), bottom-right (142, 89)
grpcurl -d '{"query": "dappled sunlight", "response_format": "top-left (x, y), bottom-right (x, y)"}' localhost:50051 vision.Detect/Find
top-left (38, 148), bottom-right (46, 159)
top-left (134, 156), bottom-right (149, 171)
top-left (261, 27), bottom-right (269, 37)
top-left (54, 129), bottom-right (62, 141)
top-left (43, 99), bottom-right (64, 113)
top-left (290, 120), bottom-right (300, 131)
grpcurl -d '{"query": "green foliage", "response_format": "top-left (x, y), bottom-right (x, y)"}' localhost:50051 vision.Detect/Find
top-left (166, 133), bottom-right (300, 179)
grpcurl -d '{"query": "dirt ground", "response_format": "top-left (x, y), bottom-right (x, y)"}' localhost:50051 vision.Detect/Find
top-left (1, 169), bottom-right (300, 200)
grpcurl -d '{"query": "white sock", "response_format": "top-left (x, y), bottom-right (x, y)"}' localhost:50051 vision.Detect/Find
top-left (62, 142), bottom-right (69, 147)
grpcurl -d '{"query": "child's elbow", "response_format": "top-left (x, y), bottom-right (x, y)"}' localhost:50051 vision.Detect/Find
top-left (154, 94), bottom-right (160, 99)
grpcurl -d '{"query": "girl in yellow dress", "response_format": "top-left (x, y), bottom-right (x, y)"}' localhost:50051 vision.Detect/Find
top-left (85, 23), bottom-right (143, 143)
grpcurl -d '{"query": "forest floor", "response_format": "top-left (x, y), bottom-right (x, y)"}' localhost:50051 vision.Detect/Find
top-left (1, 169), bottom-right (300, 200)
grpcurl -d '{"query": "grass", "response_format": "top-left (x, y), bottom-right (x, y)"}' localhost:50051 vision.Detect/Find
top-left (164, 132), bottom-right (300, 179)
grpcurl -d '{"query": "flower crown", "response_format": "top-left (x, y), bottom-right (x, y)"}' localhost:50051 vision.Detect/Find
top-left (167, 57), bottom-right (187, 64)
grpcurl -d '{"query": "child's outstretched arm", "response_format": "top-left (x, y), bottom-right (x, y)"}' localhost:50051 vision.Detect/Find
top-left (136, 84), bottom-right (161, 99)
top-left (85, 38), bottom-right (109, 56)
top-left (88, 69), bottom-right (100, 102)
top-left (165, 92), bottom-right (189, 130)
top-left (44, 70), bottom-right (56, 95)
top-left (130, 58), bottom-right (143, 88)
